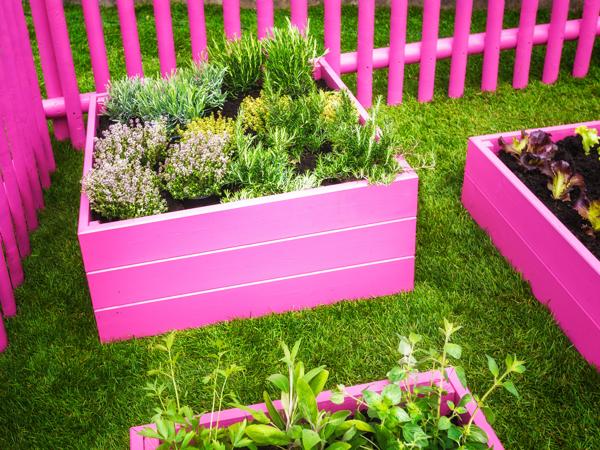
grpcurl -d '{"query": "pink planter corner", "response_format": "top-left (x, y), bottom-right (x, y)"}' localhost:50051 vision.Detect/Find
top-left (77, 60), bottom-right (419, 342)
top-left (129, 368), bottom-right (503, 450)
top-left (462, 121), bottom-right (600, 370)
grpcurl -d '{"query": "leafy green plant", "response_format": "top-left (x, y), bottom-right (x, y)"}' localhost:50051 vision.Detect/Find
top-left (575, 125), bottom-right (600, 156)
top-left (263, 20), bottom-right (319, 98)
top-left (541, 160), bottom-right (585, 202)
top-left (499, 130), bottom-right (557, 171)
top-left (575, 196), bottom-right (600, 236)
top-left (210, 34), bottom-right (265, 98)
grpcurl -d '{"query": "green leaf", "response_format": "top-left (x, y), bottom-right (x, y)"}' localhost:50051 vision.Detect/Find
top-left (337, 420), bottom-right (374, 433)
top-left (391, 406), bottom-right (411, 423)
top-left (138, 427), bottom-right (162, 439)
top-left (263, 391), bottom-right (286, 430)
top-left (503, 380), bottom-right (519, 398)
top-left (454, 366), bottom-right (467, 387)
top-left (386, 366), bottom-right (406, 383)
top-left (308, 369), bottom-right (329, 396)
top-left (330, 390), bottom-right (345, 405)
top-left (361, 390), bottom-right (382, 408)
top-left (382, 384), bottom-right (402, 405)
top-left (326, 443), bottom-right (352, 450)
top-left (486, 355), bottom-right (499, 378)
top-left (268, 373), bottom-right (290, 392)
top-left (437, 416), bottom-right (451, 431)
top-left (482, 406), bottom-right (496, 425)
top-left (301, 429), bottom-right (321, 450)
top-left (447, 424), bottom-right (463, 443)
top-left (467, 424), bottom-right (489, 444)
top-left (444, 343), bottom-right (462, 359)
top-left (231, 403), bottom-right (270, 424)
top-left (296, 378), bottom-right (319, 424)
top-left (402, 423), bottom-right (429, 447)
top-left (245, 424), bottom-right (291, 446)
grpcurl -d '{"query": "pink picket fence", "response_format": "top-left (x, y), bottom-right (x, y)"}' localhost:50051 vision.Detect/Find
top-left (35, 0), bottom-right (600, 148)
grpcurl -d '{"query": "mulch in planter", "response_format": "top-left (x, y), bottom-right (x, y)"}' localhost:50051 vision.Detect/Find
top-left (498, 135), bottom-right (600, 260)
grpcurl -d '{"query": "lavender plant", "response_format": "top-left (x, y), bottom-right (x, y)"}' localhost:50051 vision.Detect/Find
top-left (161, 130), bottom-right (232, 200)
top-left (83, 156), bottom-right (167, 220)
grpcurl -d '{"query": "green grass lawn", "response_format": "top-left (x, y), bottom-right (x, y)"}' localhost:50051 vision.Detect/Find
top-left (1, 4), bottom-right (599, 449)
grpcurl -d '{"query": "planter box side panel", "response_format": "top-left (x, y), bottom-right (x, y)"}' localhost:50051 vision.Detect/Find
top-left (79, 175), bottom-right (418, 272)
top-left (96, 256), bottom-right (414, 342)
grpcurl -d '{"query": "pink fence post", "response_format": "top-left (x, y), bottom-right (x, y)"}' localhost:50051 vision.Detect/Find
top-left (188, 0), bottom-right (208, 62)
top-left (324, 0), bottom-right (342, 82)
top-left (45, 0), bottom-right (86, 149)
top-left (117, 0), bottom-right (144, 77)
top-left (0, 312), bottom-right (7, 352)
top-left (13, 0), bottom-right (56, 175)
top-left (82, 0), bottom-right (111, 91)
top-left (223, 0), bottom-right (242, 40)
top-left (154, 0), bottom-right (177, 76)
top-left (448, 0), bottom-right (473, 98)
top-left (356, 0), bottom-right (375, 108)
top-left (0, 170), bottom-right (23, 286)
top-left (542, 0), bottom-right (570, 84)
top-left (418, 0), bottom-right (441, 102)
top-left (481, 0), bottom-right (505, 92)
top-left (29, 0), bottom-right (70, 141)
top-left (0, 236), bottom-right (16, 317)
top-left (257, 0), bottom-right (274, 39)
top-left (573, 0), bottom-right (600, 78)
top-left (387, 0), bottom-right (408, 105)
top-left (291, 0), bottom-right (308, 33)
top-left (513, 0), bottom-right (539, 89)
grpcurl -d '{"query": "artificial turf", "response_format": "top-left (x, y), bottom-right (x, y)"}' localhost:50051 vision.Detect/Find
top-left (1, 3), bottom-right (599, 449)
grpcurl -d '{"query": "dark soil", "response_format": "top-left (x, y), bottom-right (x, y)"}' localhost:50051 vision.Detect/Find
top-left (498, 135), bottom-right (600, 259)
top-left (216, 86), bottom-right (262, 119)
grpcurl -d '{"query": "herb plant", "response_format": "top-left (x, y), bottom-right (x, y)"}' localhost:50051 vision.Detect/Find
top-left (575, 125), bottom-right (599, 156)
top-left (541, 160), bottom-right (585, 202)
top-left (575, 196), bottom-right (600, 236)
top-left (499, 130), bottom-right (557, 171)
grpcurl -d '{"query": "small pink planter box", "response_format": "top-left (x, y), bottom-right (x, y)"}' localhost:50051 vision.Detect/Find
top-left (78, 60), bottom-right (419, 343)
top-left (129, 368), bottom-right (503, 450)
top-left (462, 121), bottom-right (600, 370)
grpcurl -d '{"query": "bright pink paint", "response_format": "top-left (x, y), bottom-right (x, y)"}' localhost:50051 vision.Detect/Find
top-left (153, 0), bottom-right (177, 76)
top-left (79, 64), bottom-right (418, 342)
top-left (324, 0), bottom-right (342, 78)
top-left (44, 0), bottom-right (86, 149)
top-left (542, 0), bottom-right (569, 84)
top-left (29, 0), bottom-right (70, 140)
top-left (82, 0), bottom-right (111, 91)
top-left (0, 312), bottom-right (7, 352)
top-left (0, 235), bottom-right (16, 317)
top-left (448, 0), bottom-right (473, 98)
top-left (513, 0), bottom-right (539, 89)
top-left (418, 0), bottom-right (441, 102)
top-left (256, 0), bottom-right (274, 39)
top-left (573, 0), bottom-right (600, 78)
top-left (481, 0), bottom-right (505, 92)
top-left (290, 0), bottom-right (308, 33)
top-left (462, 121), bottom-right (600, 370)
top-left (187, 0), bottom-right (208, 62)
top-left (387, 0), bottom-right (408, 105)
top-left (130, 369), bottom-right (503, 450)
top-left (356, 0), bottom-right (375, 108)
top-left (222, 0), bottom-right (241, 40)
top-left (116, 0), bottom-right (144, 77)
top-left (0, 171), bottom-right (24, 287)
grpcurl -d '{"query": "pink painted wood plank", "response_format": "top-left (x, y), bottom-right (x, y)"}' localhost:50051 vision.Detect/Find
top-left (82, 0), bottom-right (111, 92)
top-left (116, 0), bottom-right (144, 77)
top-left (513, 0), bottom-right (539, 89)
top-left (45, 0), bottom-right (86, 149)
top-left (462, 174), bottom-right (600, 369)
top-left (324, 0), bottom-right (342, 78)
top-left (356, 0), bottom-right (375, 107)
top-left (0, 175), bottom-right (24, 287)
top-left (95, 257), bottom-right (414, 342)
top-left (187, 0), bottom-right (208, 62)
top-left (448, 0), bottom-right (473, 98)
top-left (387, 0), bottom-right (408, 105)
top-left (29, 0), bottom-right (70, 140)
top-left (0, 235), bottom-right (16, 317)
top-left (573, 0), bottom-right (600, 77)
top-left (153, 0), bottom-right (177, 76)
top-left (87, 218), bottom-right (416, 309)
top-left (290, 0), bottom-right (308, 33)
top-left (0, 312), bottom-right (7, 352)
top-left (542, 0), bottom-right (570, 84)
top-left (223, 0), bottom-right (242, 40)
top-left (256, 0), bottom-right (274, 39)
top-left (481, 0), bottom-right (504, 92)
top-left (418, 0), bottom-right (441, 102)
top-left (13, 0), bottom-right (56, 174)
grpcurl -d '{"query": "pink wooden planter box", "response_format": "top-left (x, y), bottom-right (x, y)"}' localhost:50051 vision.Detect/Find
top-left (78, 60), bottom-right (419, 342)
top-left (129, 368), bottom-right (503, 450)
top-left (462, 121), bottom-right (600, 370)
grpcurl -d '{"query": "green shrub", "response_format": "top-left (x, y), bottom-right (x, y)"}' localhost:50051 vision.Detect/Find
top-left (210, 33), bottom-right (265, 98)
top-left (263, 20), bottom-right (319, 98)
top-left (180, 114), bottom-right (235, 143)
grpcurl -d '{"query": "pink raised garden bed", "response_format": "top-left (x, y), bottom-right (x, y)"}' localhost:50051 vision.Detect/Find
top-left (78, 59), bottom-right (419, 343)
top-left (462, 121), bottom-right (600, 370)
top-left (129, 368), bottom-right (503, 450)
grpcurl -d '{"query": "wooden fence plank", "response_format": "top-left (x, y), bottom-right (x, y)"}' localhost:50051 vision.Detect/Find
top-left (418, 0), bottom-right (441, 102)
top-left (188, 0), bottom-right (208, 62)
top-left (481, 0), bottom-right (505, 92)
top-left (0, 235), bottom-right (17, 317)
top-left (573, 0), bottom-right (600, 77)
top-left (154, 0), bottom-right (177, 76)
top-left (448, 0), bottom-right (473, 98)
top-left (387, 0), bottom-right (408, 105)
top-left (0, 171), bottom-right (23, 287)
top-left (513, 0), bottom-right (539, 89)
top-left (256, 0), bottom-right (274, 39)
top-left (357, 0), bottom-right (375, 107)
top-left (82, 0), bottom-right (111, 91)
top-left (223, 0), bottom-right (242, 40)
top-left (324, 0), bottom-right (342, 81)
top-left (543, 0), bottom-right (570, 84)
top-left (291, 0), bottom-right (308, 32)
top-left (0, 311), bottom-right (7, 352)
top-left (116, 0), bottom-right (144, 76)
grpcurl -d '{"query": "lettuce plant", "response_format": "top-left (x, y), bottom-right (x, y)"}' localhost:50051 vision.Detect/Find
top-left (575, 196), bottom-right (600, 236)
top-left (541, 160), bottom-right (585, 202)
top-left (575, 125), bottom-right (600, 156)
top-left (499, 130), bottom-right (557, 170)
